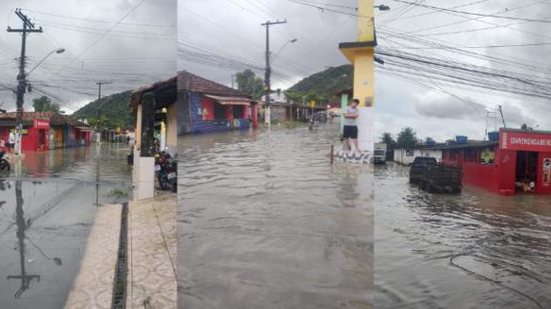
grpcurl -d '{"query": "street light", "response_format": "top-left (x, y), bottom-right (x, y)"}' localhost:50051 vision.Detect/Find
top-left (14, 47), bottom-right (65, 156)
top-left (272, 38), bottom-right (298, 62)
top-left (26, 48), bottom-right (65, 77)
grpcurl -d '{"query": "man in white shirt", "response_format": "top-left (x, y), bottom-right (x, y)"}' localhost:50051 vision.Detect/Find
top-left (8, 131), bottom-right (15, 152)
top-left (343, 99), bottom-right (360, 154)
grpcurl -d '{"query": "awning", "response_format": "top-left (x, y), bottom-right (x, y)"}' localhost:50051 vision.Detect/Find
top-left (204, 95), bottom-right (252, 106)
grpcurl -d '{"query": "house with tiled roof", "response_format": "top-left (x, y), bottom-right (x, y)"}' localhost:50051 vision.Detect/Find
top-left (0, 111), bottom-right (91, 151)
top-left (130, 75), bottom-right (177, 199)
top-left (178, 71), bottom-right (257, 134)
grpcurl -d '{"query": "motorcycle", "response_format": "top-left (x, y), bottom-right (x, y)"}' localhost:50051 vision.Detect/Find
top-left (0, 151), bottom-right (10, 172)
top-left (155, 151), bottom-right (177, 193)
top-left (0, 151), bottom-right (11, 172)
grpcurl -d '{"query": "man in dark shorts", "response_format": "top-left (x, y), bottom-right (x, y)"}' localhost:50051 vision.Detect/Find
top-left (7, 131), bottom-right (15, 152)
top-left (343, 99), bottom-right (360, 154)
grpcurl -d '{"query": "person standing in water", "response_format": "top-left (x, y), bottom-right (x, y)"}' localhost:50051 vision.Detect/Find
top-left (343, 98), bottom-right (360, 154)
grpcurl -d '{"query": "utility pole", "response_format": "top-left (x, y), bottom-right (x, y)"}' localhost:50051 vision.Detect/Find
top-left (261, 19), bottom-right (286, 126)
top-left (7, 9), bottom-right (43, 155)
top-left (498, 105), bottom-right (507, 129)
top-left (95, 81), bottom-right (112, 144)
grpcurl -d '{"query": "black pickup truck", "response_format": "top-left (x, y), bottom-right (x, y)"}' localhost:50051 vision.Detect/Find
top-left (409, 157), bottom-right (462, 193)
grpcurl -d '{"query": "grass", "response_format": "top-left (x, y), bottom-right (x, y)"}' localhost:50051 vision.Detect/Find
top-left (108, 189), bottom-right (129, 199)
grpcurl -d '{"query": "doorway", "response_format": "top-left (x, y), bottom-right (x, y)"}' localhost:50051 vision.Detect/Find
top-left (515, 151), bottom-right (538, 193)
top-left (38, 129), bottom-right (46, 150)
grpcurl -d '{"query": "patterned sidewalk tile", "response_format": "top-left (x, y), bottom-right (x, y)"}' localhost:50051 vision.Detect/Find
top-left (127, 193), bottom-right (177, 309)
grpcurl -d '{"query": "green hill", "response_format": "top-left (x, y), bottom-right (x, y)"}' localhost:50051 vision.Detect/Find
top-left (72, 90), bottom-right (134, 129)
top-left (286, 64), bottom-right (352, 104)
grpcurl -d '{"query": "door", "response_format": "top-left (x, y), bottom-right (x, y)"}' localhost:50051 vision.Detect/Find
top-left (515, 151), bottom-right (538, 193)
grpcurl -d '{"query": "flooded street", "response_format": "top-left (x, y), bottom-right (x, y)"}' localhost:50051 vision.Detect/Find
top-left (178, 124), bottom-right (373, 309)
top-left (374, 162), bottom-right (551, 309)
top-left (0, 144), bottom-right (131, 308)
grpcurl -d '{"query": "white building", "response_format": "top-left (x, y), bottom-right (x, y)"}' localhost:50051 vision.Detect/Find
top-left (394, 148), bottom-right (443, 165)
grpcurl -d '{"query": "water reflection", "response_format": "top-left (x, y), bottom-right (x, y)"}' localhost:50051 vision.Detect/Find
top-left (374, 162), bottom-right (551, 309)
top-left (0, 144), bottom-right (131, 308)
top-left (7, 180), bottom-right (42, 298)
top-left (178, 125), bottom-right (373, 309)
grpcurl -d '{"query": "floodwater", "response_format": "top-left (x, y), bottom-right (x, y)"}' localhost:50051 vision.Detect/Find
top-left (0, 144), bottom-right (131, 309)
top-left (374, 162), bottom-right (551, 309)
top-left (178, 124), bottom-right (373, 309)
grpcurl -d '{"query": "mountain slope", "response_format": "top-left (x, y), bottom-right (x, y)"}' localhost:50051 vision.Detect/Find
top-left (287, 64), bottom-right (352, 104)
top-left (72, 90), bottom-right (134, 129)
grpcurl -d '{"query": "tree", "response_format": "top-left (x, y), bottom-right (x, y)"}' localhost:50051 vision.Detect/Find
top-left (396, 127), bottom-right (418, 149)
top-left (425, 137), bottom-right (435, 145)
top-left (33, 96), bottom-right (60, 112)
top-left (380, 132), bottom-right (396, 161)
top-left (520, 123), bottom-right (532, 130)
top-left (235, 69), bottom-right (264, 100)
top-left (380, 132), bottom-right (395, 146)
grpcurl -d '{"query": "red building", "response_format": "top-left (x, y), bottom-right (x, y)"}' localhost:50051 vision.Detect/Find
top-left (0, 112), bottom-right (91, 152)
top-left (441, 128), bottom-right (551, 195)
top-left (179, 71), bottom-right (258, 134)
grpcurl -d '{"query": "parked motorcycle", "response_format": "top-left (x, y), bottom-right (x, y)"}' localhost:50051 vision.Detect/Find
top-left (0, 151), bottom-right (10, 172)
top-left (155, 151), bottom-right (177, 193)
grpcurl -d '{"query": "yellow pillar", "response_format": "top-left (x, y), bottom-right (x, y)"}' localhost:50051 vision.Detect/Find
top-left (357, 1), bottom-right (375, 43)
top-left (339, 0), bottom-right (376, 151)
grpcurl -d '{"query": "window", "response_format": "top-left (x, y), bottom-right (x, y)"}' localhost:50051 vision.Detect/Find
top-left (480, 147), bottom-right (495, 164)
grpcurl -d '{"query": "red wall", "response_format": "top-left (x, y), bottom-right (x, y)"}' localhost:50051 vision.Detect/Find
top-left (22, 126), bottom-right (49, 152)
top-left (495, 149), bottom-right (516, 195)
top-left (443, 148), bottom-right (517, 195)
top-left (462, 163), bottom-right (502, 193)
top-left (201, 98), bottom-right (215, 120)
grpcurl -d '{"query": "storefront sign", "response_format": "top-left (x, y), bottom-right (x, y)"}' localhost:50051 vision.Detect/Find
top-left (10, 128), bottom-right (28, 135)
top-left (500, 130), bottom-right (551, 152)
top-left (34, 119), bottom-right (50, 129)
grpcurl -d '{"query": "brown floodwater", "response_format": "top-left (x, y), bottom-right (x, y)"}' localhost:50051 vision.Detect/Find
top-left (178, 124), bottom-right (373, 309)
top-left (374, 162), bottom-right (551, 308)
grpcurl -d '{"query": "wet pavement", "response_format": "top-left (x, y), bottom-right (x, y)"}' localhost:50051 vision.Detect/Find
top-left (178, 124), bottom-right (373, 309)
top-left (0, 144), bottom-right (132, 309)
top-left (374, 162), bottom-right (551, 309)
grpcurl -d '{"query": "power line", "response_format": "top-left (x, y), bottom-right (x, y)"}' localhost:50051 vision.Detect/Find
top-left (391, 0), bottom-right (551, 23)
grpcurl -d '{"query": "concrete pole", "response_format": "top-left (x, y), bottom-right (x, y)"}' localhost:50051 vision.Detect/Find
top-left (339, 0), bottom-right (376, 152)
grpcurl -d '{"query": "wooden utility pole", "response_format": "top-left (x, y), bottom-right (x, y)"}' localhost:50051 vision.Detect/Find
top-left (261, 19), bottom-right (286, 126)
top-left (7, 9), bottom-right (43, 155)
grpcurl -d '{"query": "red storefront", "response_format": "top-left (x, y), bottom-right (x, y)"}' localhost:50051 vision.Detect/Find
top-left (0, 112), bottom-right (91, 151)
top-left (0, 117), bottom-right (50, 152)
top-left (442, 128), bottom-right (551, 195)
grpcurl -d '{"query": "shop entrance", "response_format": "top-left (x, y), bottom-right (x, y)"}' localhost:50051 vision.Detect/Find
top-left (515, 151), bottom-right (538, 193)
top-left (37, 129), bottom-right (47, 150)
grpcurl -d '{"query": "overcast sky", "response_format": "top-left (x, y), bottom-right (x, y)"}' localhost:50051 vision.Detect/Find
top-left (0, 0), bottom-right (176, 113)
top-left (179, 0), bottom-right (551, 142)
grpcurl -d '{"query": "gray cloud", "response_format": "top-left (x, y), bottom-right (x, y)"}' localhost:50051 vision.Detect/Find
top-left (413, 91), bottom-right (487, 119)
top-left (0, 0), bottom-right (176, 112)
